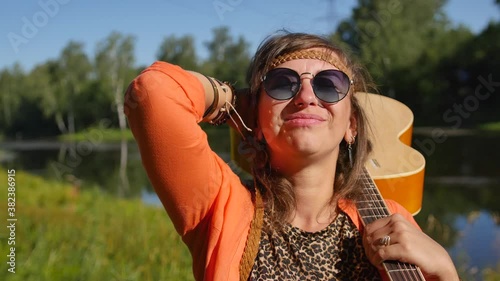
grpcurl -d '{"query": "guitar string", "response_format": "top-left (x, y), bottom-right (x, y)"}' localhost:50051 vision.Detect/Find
top-left (360, 168), bottom-right (422, 281)
top-left (360, 172), bottom-right (412, 281)
top-left (361, 171), bottom-right (417, 281)
top-left (365, 175), bottom-right (422, 281)
top-left (360, 174), bottom-right (409, 281)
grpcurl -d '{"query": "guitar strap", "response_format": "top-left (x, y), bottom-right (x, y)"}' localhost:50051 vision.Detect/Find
top-left (239, 183), bottom-right (264, 281)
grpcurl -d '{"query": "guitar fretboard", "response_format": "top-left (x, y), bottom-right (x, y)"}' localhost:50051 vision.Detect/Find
top-left (356, 167), bottom-right (426, 281)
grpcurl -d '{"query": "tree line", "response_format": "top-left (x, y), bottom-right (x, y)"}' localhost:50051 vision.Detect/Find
top-left (0, 0), bottom-right (498, 139)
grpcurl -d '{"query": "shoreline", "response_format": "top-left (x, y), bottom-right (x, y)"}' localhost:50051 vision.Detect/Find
top-left (413, 127), bottom-right (500, 137)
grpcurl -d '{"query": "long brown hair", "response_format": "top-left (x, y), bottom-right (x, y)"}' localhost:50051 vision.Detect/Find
top-left (246, 31), bottom-right (375, 231)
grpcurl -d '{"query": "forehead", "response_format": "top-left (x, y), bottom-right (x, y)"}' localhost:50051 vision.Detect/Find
top-left (275, 59), bottom-right (341, 73)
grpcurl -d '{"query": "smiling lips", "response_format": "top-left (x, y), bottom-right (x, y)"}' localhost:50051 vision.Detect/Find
top-left (284, 113), bottom-right (326, 126)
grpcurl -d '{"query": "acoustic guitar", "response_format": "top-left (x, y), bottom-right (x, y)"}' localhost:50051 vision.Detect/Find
top-left (230, 92), bottom-right (427, 279)
top-left (356, 92), bottom-right (425, 215)
top-left (355, 92), bottom-right (426, 279)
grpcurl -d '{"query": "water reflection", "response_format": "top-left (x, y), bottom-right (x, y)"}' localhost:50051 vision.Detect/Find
top-left (1, 130), bottom-right (499, 277)
top-left (0, 139), bottom-right (152, 198)
top-left (414, 181), bottom-right (500, 277)
top-left (451, 212), bottom-right (500, 270)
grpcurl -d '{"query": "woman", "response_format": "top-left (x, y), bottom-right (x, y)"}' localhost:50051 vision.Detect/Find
top-left (124, 32), bottom-right (459, 280)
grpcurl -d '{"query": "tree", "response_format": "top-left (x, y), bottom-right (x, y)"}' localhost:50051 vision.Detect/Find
top-left (433, 21), bottom-right (500, 126)
top-left (203, 26), bottom-right (251, 87)
top-left (157, 35), bottom-right (199, 71)
top-left (95, 31), bottom-right (136, 132)
top-left (0, 62), bottom-right (61, 138)
top-left (59, 41), bottom-right (92, 134)
top-left (332, 0), bottom-right (486, 125)
top-left (29, 42), bottom-right (91, 135)
top-left (0, 64), bottom-right (24, 128)
top-left (29, 61), bottom-right (64, 132)
top-left (334, 0), bottom-right (449, 93)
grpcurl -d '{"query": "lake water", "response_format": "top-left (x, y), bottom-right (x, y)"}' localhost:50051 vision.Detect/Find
top-left (1, 129), bottom-right (499, 280)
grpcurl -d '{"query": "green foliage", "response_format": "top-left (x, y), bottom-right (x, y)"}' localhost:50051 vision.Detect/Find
top-left (333, 0), bottom-right (499, 127)
top-left (202, 26), bottom-right (251, 87)
top-left (0, 64), bottom-right (27, 128)
top-left (335, 0), bottom-right (451, 91)
top-left (39, 41), bottom-right (92, 135)
top-left (157, 35), bottom-right (199, 71)
top-left (0, 170), bottom-right (193, 281)
top-left (0, 18), bottom-right (498, 138)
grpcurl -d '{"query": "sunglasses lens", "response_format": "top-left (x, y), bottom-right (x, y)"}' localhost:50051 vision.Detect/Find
top-left (263, 68), bottom-right (351, 103)
top-left (313, 70), bottom-right (350, 103)
top-left (263, 68), bottom-right (300, 100)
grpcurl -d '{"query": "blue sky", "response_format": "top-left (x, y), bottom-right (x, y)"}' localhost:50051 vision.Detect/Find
top-left (1, 0), bottom-right (498, 71)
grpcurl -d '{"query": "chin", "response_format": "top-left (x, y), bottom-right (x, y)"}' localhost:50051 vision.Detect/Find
top-left (289, 140), bottom-right (324, 155)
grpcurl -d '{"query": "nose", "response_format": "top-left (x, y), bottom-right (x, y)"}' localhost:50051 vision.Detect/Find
top-left (293, 73), bottom-right (318, 107)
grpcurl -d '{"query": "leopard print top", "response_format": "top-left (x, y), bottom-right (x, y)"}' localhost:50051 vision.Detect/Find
top-left (249, 210), bottom-right (382, 280)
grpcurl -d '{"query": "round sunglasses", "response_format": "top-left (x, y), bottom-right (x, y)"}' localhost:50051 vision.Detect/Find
top-left (261, 68), bottom-right (353, 103)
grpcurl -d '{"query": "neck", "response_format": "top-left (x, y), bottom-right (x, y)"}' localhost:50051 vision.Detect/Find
top-left (271, 151), bottom-right (338, 232)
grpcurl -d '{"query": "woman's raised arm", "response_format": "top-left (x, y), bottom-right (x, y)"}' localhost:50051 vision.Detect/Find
top-left (124, 61), bottom-right (237, 235)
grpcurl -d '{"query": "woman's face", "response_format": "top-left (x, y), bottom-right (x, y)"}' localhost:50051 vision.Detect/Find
top-left (257, 52), bottom-right (354, 167)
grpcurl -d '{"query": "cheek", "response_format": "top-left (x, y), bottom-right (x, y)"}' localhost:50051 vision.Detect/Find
top-left (257, 95), bottom-right (283, 134)
top-left (327, 102), bottom-right (352, 130)
top-left (258, 106), bottom-right (282, 141)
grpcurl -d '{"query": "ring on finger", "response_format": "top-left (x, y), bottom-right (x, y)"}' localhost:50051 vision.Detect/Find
top-left (379, 235), bottom-right (391, 247)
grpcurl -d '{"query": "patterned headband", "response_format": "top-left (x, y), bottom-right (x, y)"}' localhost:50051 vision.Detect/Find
top-left (268, 49), bottom-right (351, 78)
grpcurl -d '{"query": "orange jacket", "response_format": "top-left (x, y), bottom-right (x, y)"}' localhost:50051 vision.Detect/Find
top-left (124, 61), bottom-right (419, 281)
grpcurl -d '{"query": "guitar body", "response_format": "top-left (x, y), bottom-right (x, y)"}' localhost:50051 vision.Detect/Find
top-left (357, 92), bottom-right (425, 215)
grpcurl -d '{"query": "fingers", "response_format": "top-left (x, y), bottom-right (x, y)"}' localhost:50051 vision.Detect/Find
top-left (363, 214), bottom-right (460, 280)
top-left (364, 214), bottom-right (412, 248)
top-left (362, 214), bottom-right (418, 266)
top-left (366, 237), bottom-right (413, 266)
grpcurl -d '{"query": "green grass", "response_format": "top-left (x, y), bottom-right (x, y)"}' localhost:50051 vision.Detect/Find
top-left (1, 170), bottom-right (499, 281)
top-left (59, 128), bottom-right (135, 142)
top-left (479, 121), bottom-right (500, 131)
top-left (0, 170), bottom-right (194, 281)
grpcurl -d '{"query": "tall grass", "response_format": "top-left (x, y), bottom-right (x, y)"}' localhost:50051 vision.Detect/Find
top-left (0, 170), bottom-right (193, 281)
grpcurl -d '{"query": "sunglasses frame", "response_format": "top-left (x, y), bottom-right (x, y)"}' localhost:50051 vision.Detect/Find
top-left (261, 67), bottom-right (353, 104)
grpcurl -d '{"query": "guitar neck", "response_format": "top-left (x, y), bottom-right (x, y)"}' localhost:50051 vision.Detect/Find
top-left (356, 167), bottom-right (426, 281)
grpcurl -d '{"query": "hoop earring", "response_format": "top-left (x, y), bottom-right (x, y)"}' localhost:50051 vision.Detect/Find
top-left (348, 136), bottom-right (356, 167)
